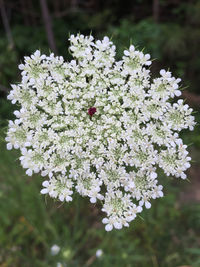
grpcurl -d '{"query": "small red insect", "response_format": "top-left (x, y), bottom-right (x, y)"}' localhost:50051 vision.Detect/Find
top-left (88, 107), bottom-right (97, 117)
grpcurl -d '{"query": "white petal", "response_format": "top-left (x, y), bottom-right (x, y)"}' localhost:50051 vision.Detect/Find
top-left (96, 249), bottom-right (103, 258)
top-left (150, 172), bottom-right (157, 179)
top-left (145, 61), bottom-right (152, 66)
top-left (59, 195), bottom-right (64, 202)
top-left (103, 36), bottom-right (109, 43)
top-left (160, 69), bottom-right (165, 76)
top-left (139, 200), bottom-right (144, 206)
top-left (124, 50), bottom-right (130, 56)
top-left (129, 181), bottom-right (135, 188)
top-left (66, 196), bottom-right (72, 202)
top-left (102, 218), bottom-right (108, 224)
top-left (40, 188), bottom-right (48, 194)
top-left (173, 83), bottom-right (178, 89)
top-left (6, 143), bottom-right (12, 150)
top-left (14, 110), bottom-right (21, 117)
top-left (181, 173), bottom-right (187, 179)
top-left (18, 64), bottom-right (25, 70)
top-left (145, 53), bottom-right (150, 60)
top-left (137, 206), bottom-right (143, 213)
top-left (90, 197), bottom-right (96, 203)
top-left (41, 171), bottom-right (48, 177)
top-left (185, 163), bottom-right (191, 168)
top-left (34, 50), bottom-right (40, 57)
top-left (14, 144), bottom-right (19, 149)
top-left (26, 169), bottom-right (33, 176)
top-left (114, 222), bottom-right (122, 229)
top-left (105, 224), bottom-right (113, 231)
top-left (145, 201), bottom-right (151, 209)
top-left (129, 45), bottom-right (135, 52)
top-left (42, 180), bottom-right (49, 187)
top-left (34, 168), bottom-right (39, 173)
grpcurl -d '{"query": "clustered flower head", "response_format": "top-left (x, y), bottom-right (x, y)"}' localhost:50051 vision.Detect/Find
top-left (6, 34), bottom-right (195, 231)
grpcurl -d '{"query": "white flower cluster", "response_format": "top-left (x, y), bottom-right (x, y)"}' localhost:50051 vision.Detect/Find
top-left (6, 34), bottom-right (195, 231)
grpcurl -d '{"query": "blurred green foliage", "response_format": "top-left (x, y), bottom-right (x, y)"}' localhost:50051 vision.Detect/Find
top-left (0, 39), bottom-right (18, 86)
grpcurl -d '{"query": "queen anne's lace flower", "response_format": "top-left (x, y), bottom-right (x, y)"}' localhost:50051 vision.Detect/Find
top-left (6, 34), bottom-right (195, 231)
